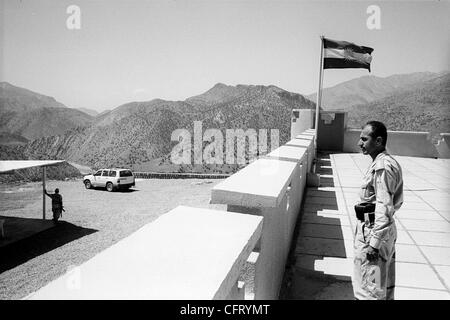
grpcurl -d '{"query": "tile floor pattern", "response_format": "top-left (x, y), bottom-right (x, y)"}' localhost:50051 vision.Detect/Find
top-left (281, 152), bottom-right (450, 300)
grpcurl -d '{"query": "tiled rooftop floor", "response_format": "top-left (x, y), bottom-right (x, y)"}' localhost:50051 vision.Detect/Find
top-left (281, 152), bottom-right (450, 300)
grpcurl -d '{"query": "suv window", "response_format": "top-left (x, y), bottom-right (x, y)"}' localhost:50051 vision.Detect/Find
top-left (109, 170), bottom-right (117, 177)
top-left (94, 170), bottom-right (102, 176)
top-left (102, 170), bottom-right (109, 177)
top-left (119, 170), bottom-right (133, 177)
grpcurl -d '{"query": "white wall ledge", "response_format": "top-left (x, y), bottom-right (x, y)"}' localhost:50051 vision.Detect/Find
top-left (266, 145), bottom-right (308, 163)
top-left (26, 206), bottom-right (263, 300)
top-left (211, 158), bottom-right (298, 208)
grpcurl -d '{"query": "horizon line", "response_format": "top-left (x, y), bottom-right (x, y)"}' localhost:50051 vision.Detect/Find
top-left (1, 69), bottom-right (447, 113)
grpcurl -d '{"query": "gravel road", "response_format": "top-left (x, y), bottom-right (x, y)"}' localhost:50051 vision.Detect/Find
top-left (0, 178), bottom-right (226, 299)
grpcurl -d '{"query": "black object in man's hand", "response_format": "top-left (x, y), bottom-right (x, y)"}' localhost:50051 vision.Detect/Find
top-left (366, 246), bottom-right (379, 261)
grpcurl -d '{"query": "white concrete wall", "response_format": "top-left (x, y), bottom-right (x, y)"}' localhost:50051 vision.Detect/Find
top-left (266, 145), bottom-right (308, 245)
top-left (26, 206), bottom-right (262, 300)
top-left (211, 129), bottom-right (315, 299)
top-left (285, 138), bottom-right (314, 172)
top-left (344, 129), bottom-right (440, 158)
top-left (291, 109), bottom-right (315, 140)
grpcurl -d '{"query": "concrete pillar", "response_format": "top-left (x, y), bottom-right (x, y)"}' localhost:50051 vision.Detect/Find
top-left (291, 109), bottom-right (314, 140)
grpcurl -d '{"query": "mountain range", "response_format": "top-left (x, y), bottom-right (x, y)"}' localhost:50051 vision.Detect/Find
top-left (0, 82), bottom-right (93, 140)
top-left (307, 71), bottom-right (441, 110)
top-left (0, 82), bottom-right (315, 173)
top-left (77, 108), bottom-right (99, 117)
top-left (307, 71), bottom-right (449, 134)
top-left (0, 70), bottom-right (448, 178)
top-left (346, 72), bottom-right (450, 134)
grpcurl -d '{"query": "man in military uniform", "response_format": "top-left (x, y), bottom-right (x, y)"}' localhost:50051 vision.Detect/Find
top-left (353, 121), bottom-right (403, 300)
top-left (45, 188), bottom-right (64, 223)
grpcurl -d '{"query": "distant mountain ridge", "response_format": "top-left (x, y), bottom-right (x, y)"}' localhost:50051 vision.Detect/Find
top-left (307, 71), bottom-right (439, 110)
top-left (1, 71), bottom-right (448, 177)
top-left (8, 83), bottom-right (315, 171)
top-left (77, 107), bottom-right (99, 117)
top-left (0, 82), bottom-right (67, 111)
top-left (347, 72), bottom-right (450, 134)
top-left (186, 83), bottom-right (246, 106)
top-left (0, 82), bottom-right (94, 141)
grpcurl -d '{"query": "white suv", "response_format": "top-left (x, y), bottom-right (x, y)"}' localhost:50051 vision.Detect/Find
top-left (83, 168), bottom-right (135, 192)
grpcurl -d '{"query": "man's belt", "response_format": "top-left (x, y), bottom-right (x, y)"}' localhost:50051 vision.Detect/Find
top-left (354, 202), bottom-right (375, 223)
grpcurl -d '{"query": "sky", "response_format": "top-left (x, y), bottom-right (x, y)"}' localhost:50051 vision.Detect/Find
top-left (1, 0), bottom-right (449, 111)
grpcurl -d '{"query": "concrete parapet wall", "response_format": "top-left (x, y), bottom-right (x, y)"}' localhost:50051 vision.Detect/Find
top-left (344, 129), bottom-right (440, 158)
top-left (211, 129), bottom-right (315, 299)
top-left (290, 109), bottom-right (315, 140)
top-left (26, 206), bottom-right (262, 300)
top-left (285, 138), bottom-right (314, 172)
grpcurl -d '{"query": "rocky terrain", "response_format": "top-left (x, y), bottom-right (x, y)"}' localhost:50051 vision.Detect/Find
top-left (9, 83), bottom-right (315, 172)
top-left (0, 82), bottom-right (94, 140)
top-left (1, 71), bottom-right (448, 180)
top-left (346, 72), bottom-right (450, 135)
top-left (307, 71), bottom-right (441, 110)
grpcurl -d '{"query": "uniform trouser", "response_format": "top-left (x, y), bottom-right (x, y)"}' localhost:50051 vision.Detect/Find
top-left (353, 220), bottom-right (396, 300)
top-left (52, 209), bottom-right (62, 222)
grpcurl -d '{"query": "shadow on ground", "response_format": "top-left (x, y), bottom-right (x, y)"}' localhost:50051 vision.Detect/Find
top-left (0, 218), bottom-right (97, 274)
top-left (280, 152), bottom-right (354, 300)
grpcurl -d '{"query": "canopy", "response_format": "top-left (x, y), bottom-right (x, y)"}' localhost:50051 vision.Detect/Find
top-left (0, 160), bottom-right (66, 174)
top-left (0, 160), bottom-right (66, 219)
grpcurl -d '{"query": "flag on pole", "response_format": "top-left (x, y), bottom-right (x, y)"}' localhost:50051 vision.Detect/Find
top-left (323, 38), bottom-right (374, 71)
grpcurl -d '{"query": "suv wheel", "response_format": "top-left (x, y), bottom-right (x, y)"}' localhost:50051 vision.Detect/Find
top-left (106, 182), bottom-right (114, 192)
top-left (84, 180), bottom-right (92, 189)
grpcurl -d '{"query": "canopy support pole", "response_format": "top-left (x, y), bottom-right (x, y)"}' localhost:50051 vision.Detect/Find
top-left (42, 166), bottom-right (46, 220)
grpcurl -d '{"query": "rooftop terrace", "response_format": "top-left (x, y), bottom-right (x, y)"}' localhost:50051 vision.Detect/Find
top-left (281, 152), bottom-right (450, 299)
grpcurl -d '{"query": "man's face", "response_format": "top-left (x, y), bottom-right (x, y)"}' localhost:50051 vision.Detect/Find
top-left (358, 125), bottom-right (378, 156)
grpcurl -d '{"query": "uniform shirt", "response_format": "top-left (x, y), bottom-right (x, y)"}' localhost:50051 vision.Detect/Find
top-left (47, 193), bottom-right (63, 211)
top-left (359, 151), bottom-right (403, 249)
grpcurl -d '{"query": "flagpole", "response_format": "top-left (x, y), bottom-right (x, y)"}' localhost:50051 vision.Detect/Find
top-left (314, 35), bottom-right (325, 166)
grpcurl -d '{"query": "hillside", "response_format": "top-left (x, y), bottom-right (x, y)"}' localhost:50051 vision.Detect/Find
top-left (0, 82), bottom-right (94, 140)
top-left (185, 83), bottom-right (250, 107)
top-left (17, 84), bottom-right (315, 171)
top-left (23, 101), bottom-right (193, 169)
top-left (347, 72), bottom-right (450, 135)
top-left (307, 72), bottom-right (438, 110)
top-left (0, 144), bottom-right (82, 183)
top-left (77, 108), bottom-right (99, 117)
top-left (0, 133), bottom-right (28, 146)
top-left (0, 82), bottom-right (67, 111)
top-left (2, 72), bottom-right (447, 177)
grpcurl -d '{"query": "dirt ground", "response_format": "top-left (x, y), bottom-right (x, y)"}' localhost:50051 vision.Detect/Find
top-left (0, 178), bottom-right (226, 299)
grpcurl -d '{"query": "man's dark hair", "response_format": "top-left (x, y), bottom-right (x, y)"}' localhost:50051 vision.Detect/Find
top-left (365, 121), bottom-right (388, 146)
top-left (55, 188), bottom-right (59, 194)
